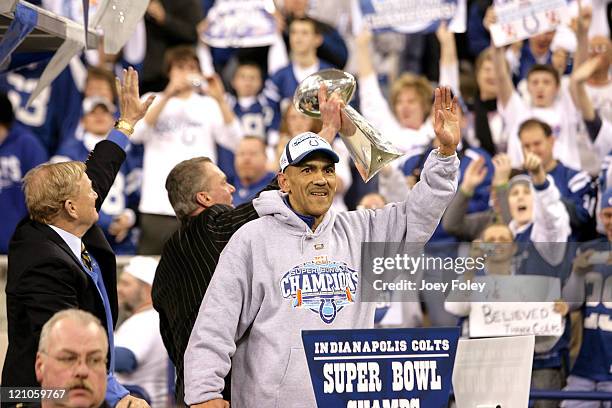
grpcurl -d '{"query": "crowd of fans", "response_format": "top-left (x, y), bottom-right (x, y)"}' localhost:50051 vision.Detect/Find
top-left (1, 0), bottom-right (612, 407)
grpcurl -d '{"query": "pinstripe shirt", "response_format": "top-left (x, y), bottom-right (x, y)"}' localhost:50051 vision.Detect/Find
top-left (151, 178), bottom-right (278, 405)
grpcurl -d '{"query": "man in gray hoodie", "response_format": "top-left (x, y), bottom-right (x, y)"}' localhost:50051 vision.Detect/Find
top-left (185, 87), bottom-right (462, 408)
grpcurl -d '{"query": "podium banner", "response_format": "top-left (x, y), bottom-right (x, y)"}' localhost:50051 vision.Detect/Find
top-left (302, 327), bottom-right (461, 408)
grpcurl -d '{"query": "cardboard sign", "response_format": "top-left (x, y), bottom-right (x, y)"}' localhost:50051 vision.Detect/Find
top-left (490, 0), bottom-right (569, 47)
top-left (453, 336), bottom-right (534, 408)
top-left (302, 327), bottom-right (461, 408)
top-left (469, 301), bottom-right (564, 337)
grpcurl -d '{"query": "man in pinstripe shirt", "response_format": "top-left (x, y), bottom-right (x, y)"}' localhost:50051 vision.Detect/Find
top-left (151, 87), bottom-right (344, 405)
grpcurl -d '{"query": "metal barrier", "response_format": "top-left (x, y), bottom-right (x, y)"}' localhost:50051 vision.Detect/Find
top-left (530, 390), bottom-right (612, 401)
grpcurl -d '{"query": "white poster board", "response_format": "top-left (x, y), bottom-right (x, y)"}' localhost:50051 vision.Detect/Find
top-left (453, 336), bottom-right (534, 408)
top-left (469, 302), bottom-right (564, 337)
top-left (490, 0), bottom-right (569, 47)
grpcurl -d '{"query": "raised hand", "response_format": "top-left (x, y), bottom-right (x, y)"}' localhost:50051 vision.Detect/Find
top-left (461, 156), bottom-right (488, 195)
top-left (523, 151), bottom-right (546, 185)
top-left (492, 153), bottom-right (512, 186)
top-left (433, 86), bottom-right (460, 156)
top-left (483, 6), bottom-right (497, 32)
top-left (115, 67), bottom-right (155, 128)
top-left (571, 0), bottom-right (592, 34)
top-left (319, 83), bottom-right (344, 138)
top-left (206, 73), bottom-right (227, 102)
top-left (572, 56), bottom-right (605, 83)
top-left (147, 0), bottom-right (166, 25)
top-left (553, 299), bottom-right (570, 316)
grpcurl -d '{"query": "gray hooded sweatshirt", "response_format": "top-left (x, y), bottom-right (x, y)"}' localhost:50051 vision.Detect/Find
top-left (184, 150), bottom-right (459, 407)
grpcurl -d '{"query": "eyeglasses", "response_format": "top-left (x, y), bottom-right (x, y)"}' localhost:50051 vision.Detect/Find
top-left (589, 44), bottom-right (609, 54)
top-left (42, 352), bottom-right (107, 371)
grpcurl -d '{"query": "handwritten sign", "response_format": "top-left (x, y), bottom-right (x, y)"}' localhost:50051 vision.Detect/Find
top-left (490, 0), bottom-right (569, 47)
top-left (469, 302), bottom-right (564, 337)
top-left (302, 328), bottom-right (460, 408)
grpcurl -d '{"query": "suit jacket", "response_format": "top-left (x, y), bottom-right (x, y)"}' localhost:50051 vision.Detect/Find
top-left (2, 139), bottom-right (125, 387)
top-left (152, 178), bottom-right (278, 405)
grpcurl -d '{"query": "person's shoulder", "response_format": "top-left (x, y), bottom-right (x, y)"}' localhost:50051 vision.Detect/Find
top-left (319, 59), bottom-right (335, 69)
top-left (465, 146), bottom-right (493, 160)
top-left (272, 64), bottom-right (293, 79)
top-left (8, 124), bottom-right (39, 145)
top-left (579, 237), bottom-right (609, 252)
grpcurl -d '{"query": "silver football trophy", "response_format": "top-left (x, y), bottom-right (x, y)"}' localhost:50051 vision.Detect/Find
top-left (293, 69), bottom-right (403, 182)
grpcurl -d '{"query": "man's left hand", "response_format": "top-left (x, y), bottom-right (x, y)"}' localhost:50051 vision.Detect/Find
top-left (116, 67), bottom-right (155, 128)
top-left (116, 395), bottom-right (150, 408)
top-left (433, 86), bottom-right (460, 156)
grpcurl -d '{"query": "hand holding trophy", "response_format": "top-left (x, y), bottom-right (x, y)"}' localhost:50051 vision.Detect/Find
top-left (293, 69), bottom-right (403, 182)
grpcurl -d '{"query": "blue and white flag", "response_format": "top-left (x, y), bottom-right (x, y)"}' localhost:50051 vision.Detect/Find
top-left (202, 0), bottom-right (278, 48)
top-left (302, 327), bottom-right (461, 408)
top-left (352, 0), bottom-right (467, 34)
top-left (0, 2), bottom-right (39, 72)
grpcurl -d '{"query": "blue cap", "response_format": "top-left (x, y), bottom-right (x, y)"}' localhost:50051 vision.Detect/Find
top-left (279, 132), bottom-right (340, 172)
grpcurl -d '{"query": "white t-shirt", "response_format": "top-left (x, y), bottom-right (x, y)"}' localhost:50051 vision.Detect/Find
top-left (498, 90), bottom-right (581, 169)
top-left (585, 80), bottom-right (612, 124)
top-left (115, 308), bottom-right (169, 408)
top-left (132, 92), bottom-right (242, 216)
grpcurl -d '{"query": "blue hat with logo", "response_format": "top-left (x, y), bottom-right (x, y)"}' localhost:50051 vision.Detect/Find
top-left (279, 132), bottom-right (340, 172)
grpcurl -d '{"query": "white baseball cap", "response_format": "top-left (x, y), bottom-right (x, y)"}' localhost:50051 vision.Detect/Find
top-left (279, 132), bottom-right (339, 172)
top-left (82, 96), bottom-right (116, 115)
top-left (122, 256), bottom-right (158, 286)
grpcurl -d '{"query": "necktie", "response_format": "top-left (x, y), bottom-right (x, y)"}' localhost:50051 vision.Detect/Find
top-left (81, 248), bottom-right (93, 271)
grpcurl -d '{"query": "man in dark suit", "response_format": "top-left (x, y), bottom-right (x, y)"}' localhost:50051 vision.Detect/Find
top-left (2, 68), bottom-right (154, 408)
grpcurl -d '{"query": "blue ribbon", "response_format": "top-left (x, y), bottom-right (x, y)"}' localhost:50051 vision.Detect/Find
top-left (0, 3), bottom-right (38, 69)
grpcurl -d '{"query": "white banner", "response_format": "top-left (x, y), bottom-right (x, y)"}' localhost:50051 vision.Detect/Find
top-left (202, 0), bottom-right (278, 48)
top-left (469, 301), bottom-right (564, 337)
top-left (351, 0), bottom-right (467, 34)
top-left (490, 0), bottom-right (569, 47)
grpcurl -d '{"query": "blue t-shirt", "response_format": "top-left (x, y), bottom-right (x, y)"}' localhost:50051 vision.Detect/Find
top-left (0, 125), bottom-right (48, 253)
top-left (571, 238), bottom-right (612, 382)
top-left (230, 171), bottom-right (275, 206)
top-left (548, 161), bottom-right (596, 240)
top-left (227, 94), bottom-right (275, 140)
top-left (263, 60), bottom-right (334, 131)
top-left (0, 63), bottom-right (82, 155)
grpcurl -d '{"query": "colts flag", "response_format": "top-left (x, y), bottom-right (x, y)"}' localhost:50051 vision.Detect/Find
top-left (0, 0), bottom-right (149, 105)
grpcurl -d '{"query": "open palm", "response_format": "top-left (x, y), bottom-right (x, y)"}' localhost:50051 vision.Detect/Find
top-left (433, 86), bottom-right (460, 155)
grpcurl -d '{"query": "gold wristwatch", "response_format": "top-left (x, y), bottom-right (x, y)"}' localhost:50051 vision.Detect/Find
top-left (114, 119), bottom-right (134, 136)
